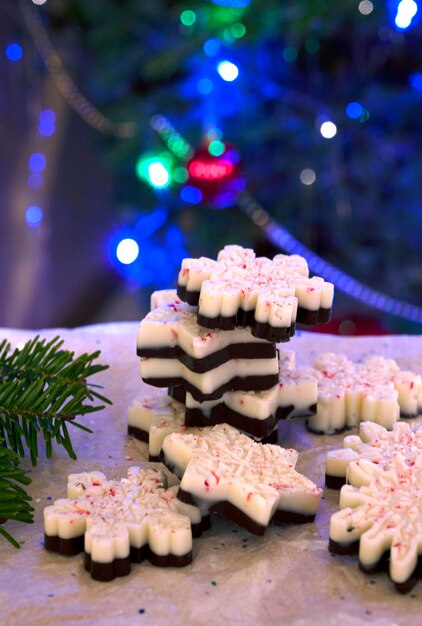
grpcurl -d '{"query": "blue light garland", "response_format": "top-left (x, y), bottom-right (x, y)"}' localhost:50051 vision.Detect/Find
top-left (238, 191), bottom-right (422, 324)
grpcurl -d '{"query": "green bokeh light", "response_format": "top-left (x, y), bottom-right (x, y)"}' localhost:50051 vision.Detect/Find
top-left (180, 10), bottom-right (196, 26)
top-left (208, 140), bottom-right (225, 157)
top-left (231, 23), bottom-right (246, 39)
top-left (173, 167), bottom-right (189, 183)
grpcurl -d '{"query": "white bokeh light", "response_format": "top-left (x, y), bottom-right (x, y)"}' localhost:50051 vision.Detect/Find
top-left (116, 238), bottom-right (139, 265)
top-left (300, 168), bottom-right (316, 185)
top-left (358, 1), bottom-right (373, 15)
top-left (147, 162), bottom-right (170, 188)
top-left (320, 121), bottom-right (337, 139)
top-left (217, 60), bottom-right (239, 82)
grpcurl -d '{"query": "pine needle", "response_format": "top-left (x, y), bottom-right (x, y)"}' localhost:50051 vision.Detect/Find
top-left (0, 336), bottom-right (111, 547)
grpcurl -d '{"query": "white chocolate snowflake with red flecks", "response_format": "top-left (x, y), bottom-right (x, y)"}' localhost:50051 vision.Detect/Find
top-left (307, 353), bottom-right (422, 434)
top-left (162, 424), bottom-right (322, 532)
top-left (43, 466), bottom-right (201, 579)
top-left (177, 245), bottom-right (334, 338)
top-left (329, 453), bottom-right (422, 589)
top-left (326, 421), bottom-right (422, 485)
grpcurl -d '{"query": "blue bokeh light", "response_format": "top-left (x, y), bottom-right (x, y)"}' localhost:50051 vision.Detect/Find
top-left (204, 39), bottom-right (221, 57)
top-left (28, 153), bottom-right (47, 173)
top-left (346, 102), bottom-right (364, 119)
top-left (210, 0), bottom-right (250, 6)
top-left (217, 60), bottom-right (239, 82)
top-left (197, 78), bottom-right (214, 94)
top-left (5, 43), bottom-right (23, 62)
top-left (39, 109), bottom-right (56, 124)
top-left (27, 173), bottom-right (44, 190)
top-left (410, 72), bottom-right (422, 91)
top-left (181, 186), bottom-right (203, 204)
top-left (25, 205), bottom-right (43, 227)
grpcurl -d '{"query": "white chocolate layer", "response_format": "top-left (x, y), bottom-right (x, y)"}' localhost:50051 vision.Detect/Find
top-left (128, 387), bottom-right (211, 459)
top-left (140, 354), bottom-right (279, 396)
top-left (137, 299), bottom-right (272, 356)
top-left (326, 421), bottom-right (422, 481)
top-left (44, 467), bottom-right (196, 563)
top-left (329, 454), bottom-right (422, 584)
top-left (177, 245), bottom-right (334, 323)
top-left (307, 353), bottom-right (422, 434)
top-left (162, 424), bottom-right (322, 528)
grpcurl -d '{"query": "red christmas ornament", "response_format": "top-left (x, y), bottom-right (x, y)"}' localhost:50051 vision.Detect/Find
top-left (184, 143), bottom-right (244, 208)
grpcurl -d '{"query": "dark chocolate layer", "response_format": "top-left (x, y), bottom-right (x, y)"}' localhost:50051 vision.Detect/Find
top-left (128, 424), bottom-right (149, 443)
top-left (142, 373), bottom-right (280, 402)
top-left (137, 341), bottom-right (276, 374)
top-left (328, 538), bottom-right (422, 594)
top-left (184, 404), bottom-right (292, 438)
top-left (177, 284), bottom-right (332, 329)
top-left (196, 312), bottom-right (296, 344)
top-left (46, 534), bottom-right (195, 582)
top-left (325, 474), bottom-right (346, 490)
top-left (296, 307), bottom-right (331, 325)
top-left (177, 489), bottom-right (316, 536)
top-left (44, 533), bottom-right (85, 556)
top-left (85, 553), bottom-right (131, 582)
top-left (306, 420), bottom-right (350, 436)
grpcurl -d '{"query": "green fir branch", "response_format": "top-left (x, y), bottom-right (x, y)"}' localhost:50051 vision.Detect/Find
top-left (0, 336), bottom-right (111, 547)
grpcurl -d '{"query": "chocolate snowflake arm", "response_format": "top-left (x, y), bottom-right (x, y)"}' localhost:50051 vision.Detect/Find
top-left (326, 421), bottom-right (422, 488)
top-left (329, 455), bottom-right (422, 591)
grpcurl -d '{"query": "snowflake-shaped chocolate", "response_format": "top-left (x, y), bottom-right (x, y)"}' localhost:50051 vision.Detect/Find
top-left (43, 466), bottom-right (204, 581)
top-left (326, 421), bottom-right (422, 488)
top-left (162, 424), bottom-right (322, 535)
top-left (329, 454), bottom-right (422, 593)
top-left (307, 353), bottom-right (422, 434)
top-left (176, 245), bottom-right (334, 341)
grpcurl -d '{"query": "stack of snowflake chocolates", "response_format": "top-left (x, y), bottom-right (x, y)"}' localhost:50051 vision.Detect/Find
top-left (133, 245), bottom-right (334, 449)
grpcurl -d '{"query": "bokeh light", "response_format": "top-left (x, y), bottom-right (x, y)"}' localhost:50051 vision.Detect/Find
top-left (28, 153), bottom-right (47, 173)
top-left (300, 169), bottom-right (316, 185)
top-left (147, 161), bottom-right (171, 188)
top-left (5, 43), bottom-right (23, 62)
top-left (358, 1), bottom-right (374, 15)
top-left (217, 60), bottom-right (239, 82)
top-left (25, 206), bottom-right (43, 227)
top-left (116, 238), bottom-right (139, 265)
top-left (320, 121), bottom-right (337, 139)
top-left (346, 102), bottom-right (364, 119)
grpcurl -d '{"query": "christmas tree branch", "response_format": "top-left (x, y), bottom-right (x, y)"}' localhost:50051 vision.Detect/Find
top-left (0, 336), bottom-right (111, 547)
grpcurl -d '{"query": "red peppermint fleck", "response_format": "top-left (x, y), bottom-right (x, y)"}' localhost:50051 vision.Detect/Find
top-left (247, 492), bottom-right (253, 502)
top-left (211, 471), bottom-right (220, 485)
top-left (92, 482), bottom-right (101, 486)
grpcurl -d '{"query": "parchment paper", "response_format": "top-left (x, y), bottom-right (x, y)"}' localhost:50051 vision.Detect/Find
top-left (0, 324), bottom-right (421, 626)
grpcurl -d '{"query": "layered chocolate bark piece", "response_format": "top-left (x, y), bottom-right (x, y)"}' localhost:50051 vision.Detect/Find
top-left (44, 467), bottom-right (207, 581)
top-left (325, 420), bottom-right (422, 488)
top-left (161, 424), bottom-right (322, 535)
top-left (307, 352), bottom-right (422, 434)
top-left (177, 245), bottom-right (334, 340)
top-left (329, 453), bottom-right (422, 593)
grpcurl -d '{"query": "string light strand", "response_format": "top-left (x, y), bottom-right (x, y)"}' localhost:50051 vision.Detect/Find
top-left (238, 190), bottom-right (422, 324)
top-left (20, 0), bottom-right (139, 138)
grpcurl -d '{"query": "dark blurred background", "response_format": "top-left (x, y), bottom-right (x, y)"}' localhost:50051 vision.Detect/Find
top-left (1, 0), bottom-right (422, 334)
